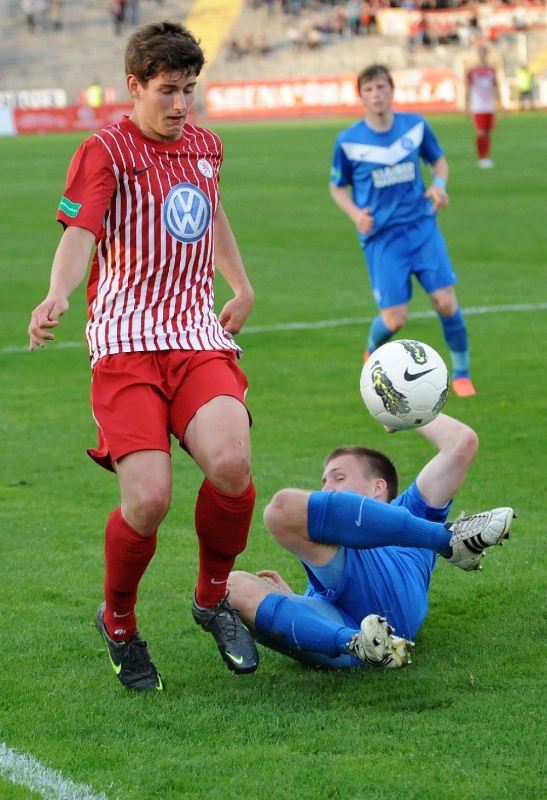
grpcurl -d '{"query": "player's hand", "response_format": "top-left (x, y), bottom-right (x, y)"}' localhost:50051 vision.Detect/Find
top-left (256, 570), bottom-right (293, 593)
top-left (355, 206), bottom-right (374, 235)
top-left (28, 297), bottom-right (69, 351)
top-left (425, 184), bottom-right (448, 213)
top-left (218, 291), bottom-right (254, 335)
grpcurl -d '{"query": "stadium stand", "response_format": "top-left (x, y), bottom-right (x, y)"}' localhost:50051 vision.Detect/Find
top-left (0, 0), bottom-right (546, 112)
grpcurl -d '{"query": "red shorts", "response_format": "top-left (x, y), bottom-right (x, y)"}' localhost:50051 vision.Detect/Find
top-left (88, 350), bottom-right (250, 471)
top-left (473, 113), bottom-right (495, 132)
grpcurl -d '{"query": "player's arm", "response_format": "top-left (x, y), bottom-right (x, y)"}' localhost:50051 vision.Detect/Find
top-left (414, 413), bottom-right (479, 508)
top-left (464, 71), bottom-right (472, 114)
top-left (213, 201), bottom-right (255, 335)
top-left (329, 183), bottom-right (373, 235)
top-left (425, 156), bottom-right (449, 213)
top-left (495, 69), bottom-right (508, 114)
top-left (28, 226), bottom-right (95, 350)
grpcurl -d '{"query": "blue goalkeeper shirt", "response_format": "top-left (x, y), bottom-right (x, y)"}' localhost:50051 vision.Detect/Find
top-left (330, 112), bottom-right (444, 242)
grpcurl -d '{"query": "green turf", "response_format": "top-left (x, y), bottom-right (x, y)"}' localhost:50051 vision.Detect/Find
top-left (1, 112), bottom-right (546, 800)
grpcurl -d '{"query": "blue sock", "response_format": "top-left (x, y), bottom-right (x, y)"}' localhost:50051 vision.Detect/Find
top-left (255, 593), bottom-right (356, 657)
top-left (367, 315), bottom-right (394, 353)
top-left (308, 491), bottom-right (451, 552)
top-left (439, 308), bottom-right (471, 379)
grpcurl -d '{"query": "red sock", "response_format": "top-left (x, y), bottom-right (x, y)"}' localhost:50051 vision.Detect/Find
top-left (194, 477), bottom-right (256, 608)
top-left (477, 134), bottom-right (490, 159)
top-left (103, 506), bottom-right (157, 642)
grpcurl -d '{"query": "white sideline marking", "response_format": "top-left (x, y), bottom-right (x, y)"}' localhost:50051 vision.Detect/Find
top-left (0, 742), bottom-right (112, 800)
top-left (4, 302), bottom-right (547, 355)
top-left (242, 302), bottom-right (547, 334)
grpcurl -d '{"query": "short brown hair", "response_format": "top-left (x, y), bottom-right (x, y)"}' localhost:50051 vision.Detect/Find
top-left (324, 446), bottom-right (399, 502)
top-left (125, 20), bottom-right (205, 85)
top-left (357, 64), bottom-right (394, 93)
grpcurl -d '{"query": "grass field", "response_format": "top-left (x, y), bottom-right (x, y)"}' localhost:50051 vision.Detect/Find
top-left (1, 111), bottom-right (546, 800)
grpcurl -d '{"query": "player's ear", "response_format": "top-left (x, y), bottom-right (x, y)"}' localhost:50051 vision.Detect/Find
top-left (373, 478), bottom-right (388, 500)
top-left (127, 74), bottom-right (140, 99)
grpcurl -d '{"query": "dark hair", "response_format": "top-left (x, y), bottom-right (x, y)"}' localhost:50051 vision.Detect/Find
top-left (324, 445), bottom-right (399, 502)
top-left (125, 20), bottom-right (205, 85)
top-left (357, 64), bottom-right (394, 93)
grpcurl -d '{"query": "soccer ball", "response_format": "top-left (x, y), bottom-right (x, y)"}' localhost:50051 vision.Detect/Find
top-left (360, 339), bottom-right (450, 430)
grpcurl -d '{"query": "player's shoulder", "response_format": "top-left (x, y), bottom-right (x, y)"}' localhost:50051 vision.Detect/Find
top-left (69, 125), bottom-right (116, 160)
top-left (183, 123), bottom-right (223, 154)
top-left (391, 481), bottom-right (429, 518)
top-left (468, 64), bottom-right (494, 78)
top-left (393, 112), bottom-right (431, 141)
top-left (89, 116), bottom-right (133, 150)
top-left (335, 119), bottom-right (367, 143)
top-left (393, 480), bottom-right (452, 522)
top-left (393, 111), bottom-right (425, 127)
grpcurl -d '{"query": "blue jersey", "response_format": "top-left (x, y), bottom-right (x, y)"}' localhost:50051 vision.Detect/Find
top-left (330, 113), bottom-right (444, 242)
top-left (303, 481), bottom-right (452, 641)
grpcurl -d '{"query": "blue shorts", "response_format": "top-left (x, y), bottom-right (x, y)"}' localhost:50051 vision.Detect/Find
top-left (256, 544), bottom-right (436, 670)
top-left (363, 217), bottom-right (457, 309)
top-left (304, 546), bottom-right (437, 641)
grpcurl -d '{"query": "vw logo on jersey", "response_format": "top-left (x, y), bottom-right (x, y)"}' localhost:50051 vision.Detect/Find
top-left (401, 137), bottom-right (415, 151)
top-left (163, 183), bottom-right (211, 244)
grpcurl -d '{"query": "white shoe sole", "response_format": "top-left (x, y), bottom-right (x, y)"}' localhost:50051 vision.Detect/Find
top-left (348, 614), bottom-right (414, 669)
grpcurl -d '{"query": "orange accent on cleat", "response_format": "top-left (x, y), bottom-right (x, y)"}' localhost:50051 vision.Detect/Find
top-left (452, 377), bottom-right (477, 397)
top-left (364, 350), bottom-right (372, 364)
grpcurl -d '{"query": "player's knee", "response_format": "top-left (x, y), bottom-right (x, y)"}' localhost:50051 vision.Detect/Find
top-left (226, 571), bottom-right (260, 627)
top-left (263, 489), bottom-right (305, 546)
top-left (207, 446), bottom-right (251, 494)
top-left (383, 312), bottom-right (406, 331)
top-left (227, 570), bottom-right (252, 600)
top-left (124, 488), bottom-right (171, 535)
top-left (435, 298), bottom-right (458, 316)
top-left (263, 491), bottom-right (288, 539)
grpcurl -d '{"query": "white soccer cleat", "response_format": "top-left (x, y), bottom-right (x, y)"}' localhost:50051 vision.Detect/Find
top-left (447, 507), bottom-right (515, 571)
top-left (347, 614), bottom-right (414, 669)
top-left (478, 158), bottom-right (494, 168)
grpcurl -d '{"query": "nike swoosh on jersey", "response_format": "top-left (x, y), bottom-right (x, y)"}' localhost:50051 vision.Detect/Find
top-left (403, 367), bottom-right (436, 381)
top-left (355, 497), bottom-right (366, 527)
top-left (341, 121), bottom-right (425, 166)
top-left (133, 166), bottom-right (152, 175)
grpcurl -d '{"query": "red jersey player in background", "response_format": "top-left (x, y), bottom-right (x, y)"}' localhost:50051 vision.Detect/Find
top-left (465, 44), bottom-right (504, 168)
top-left (29, 21), bottom-right (259, 690)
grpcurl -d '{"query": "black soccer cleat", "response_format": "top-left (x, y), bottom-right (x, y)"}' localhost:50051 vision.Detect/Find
top-left (95, 603), bottom-right (164, 691)
top-left (192, 592), bottom-right (259, 674)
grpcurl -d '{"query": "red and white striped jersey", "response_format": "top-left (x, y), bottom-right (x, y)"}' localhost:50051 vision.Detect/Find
top-left (466, 65), bottom-right (497, 114)
top-left (57, 116), bottom-right (241, 366)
